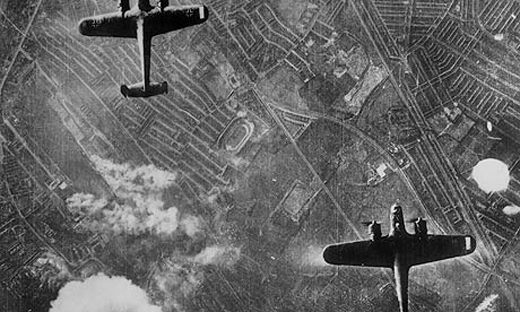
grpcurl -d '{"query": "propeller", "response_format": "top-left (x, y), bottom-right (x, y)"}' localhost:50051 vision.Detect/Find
top-left (362, 220), bottom-right (382, 240)
top-left (409, 217), bottom-right (428, 235)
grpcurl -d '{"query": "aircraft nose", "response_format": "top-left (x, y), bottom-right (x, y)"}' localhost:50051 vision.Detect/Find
top-left (78, 18), bottom-right (92, 35)
top-left (322, 244), bottom-right (340, 265)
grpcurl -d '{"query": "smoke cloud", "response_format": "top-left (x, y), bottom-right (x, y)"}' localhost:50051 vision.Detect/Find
top-left (503, 205), bottom-right (520, 217)
top-left (32, 251), bottom-right (73, 289)
top-left (191, 245), bottom-right (241, 266)
top-left (60, 158), bottom-right (246, 312)
top-left (227, 155), bottom-right (248, 168)
top-left (180, 215), bottom-right (202, 238)
top-left (66, 157), bottom-right (201, 236)
top-left (475, 294), bottom-right (499, 312)
top-left (67, 193), bottom-right (108, 213)
top-left (151, 244), bottom-right (242, 310)
top-left (50, 274), bottom-right (162, 312)
top-left (154, 261), bottom-right (204, 299)
top-left (471, 158), bottom-right (510, 193)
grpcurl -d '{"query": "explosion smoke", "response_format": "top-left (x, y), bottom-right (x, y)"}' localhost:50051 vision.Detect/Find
top-left (152, 245), bottom-right (242, 310)
top-left (50, 274), bottom-right (162, 312)
top-left (180, 215), bottom-right (202, 238)
top-left (503, 205), bottom-right (520, 216)
top-left (191, 245), bottom-right (241, 266)
top-left (475, 294), bottom-right (499, 312)
top-left (32, 251), bottom-right (73, 289)
top-left (64, 158), bottom-right (243, 311)
top-left (471, 159), bottom-right (510, 193)
top-left (66, 157), bottom-right (201, 236)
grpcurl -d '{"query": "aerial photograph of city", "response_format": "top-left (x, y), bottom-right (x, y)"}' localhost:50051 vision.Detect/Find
top-left (1, 0), bottom-right (520, 311)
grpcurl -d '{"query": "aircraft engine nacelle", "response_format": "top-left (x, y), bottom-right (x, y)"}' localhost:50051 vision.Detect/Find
top-left (414, 218), bottom-right (427, 237)
top-left (158, 0), bottom-right (169, 10)
top-left (119, 0), bottom-right (130, 14)
top-left (121, 81), bottom-right (168, 98)
top-left (368, 222), bottom-right (382, 241)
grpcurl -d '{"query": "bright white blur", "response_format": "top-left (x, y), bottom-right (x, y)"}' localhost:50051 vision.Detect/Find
top-left (471, 158), bottom-right (510, 193)
top-left (503, 205), bottom-right (520, 216)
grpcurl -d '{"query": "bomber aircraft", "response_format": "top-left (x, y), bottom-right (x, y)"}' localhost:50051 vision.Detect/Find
top-left (79, 0), bottom-right (208, 98)
top-left (322, 203), bottom-right (476, 312)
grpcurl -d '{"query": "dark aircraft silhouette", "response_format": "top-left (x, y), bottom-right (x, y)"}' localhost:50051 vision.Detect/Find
top-left (78, 0), bottom-right (208, 98)
top-left (322, 204), bottom-right (476, 312)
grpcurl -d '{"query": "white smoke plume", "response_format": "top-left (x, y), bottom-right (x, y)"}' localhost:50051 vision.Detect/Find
top-left (151, 262), bottom-right (202, 312)
top-left (227, 155), bottom-right (248, 168)
top-left (67, 193), bottom-right (108, 213)
top-left (32, 251), bottom-right (73, 288)
top-left (180, 215), bottom-right (202, 238)
top-left (152, 245), bottom-right (242, 309)
top-left (92, 156), bottom-right (175, 192)
top-left (66, 157), bottom-right (201, 236)
top-left (191, 245), bottom-right (241, 266)
top-left (503, 205), bottom-right (520, 217)
top-left (475, 294), bottom-right (499, 312)
top-left (50, 274), bottom-right (162, 312)
top-left (154, 261), bottom-right (204, 298)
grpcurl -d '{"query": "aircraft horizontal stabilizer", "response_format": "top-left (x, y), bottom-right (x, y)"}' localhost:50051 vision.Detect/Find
top-left (120, 81), bottom-right (168, 98)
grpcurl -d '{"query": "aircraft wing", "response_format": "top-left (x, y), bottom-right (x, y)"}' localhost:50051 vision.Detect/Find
top-left (79, 12), bottom-right (137, 38)
top-left (408, 235), bottom-right (476, 267)
top-left (323, 239), bottom-right (394, 268)
top-left (148, 5), bottom-right (209, 37)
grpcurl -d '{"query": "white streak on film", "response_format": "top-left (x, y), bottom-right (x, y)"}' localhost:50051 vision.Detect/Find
top-left (465, 237), bottom-right (472, 251)
top-left (199, 6), bottom-right (205, 19)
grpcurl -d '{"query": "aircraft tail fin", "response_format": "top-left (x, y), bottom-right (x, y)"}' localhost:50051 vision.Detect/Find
top-left (121, 81), bottom-right (168, 98)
